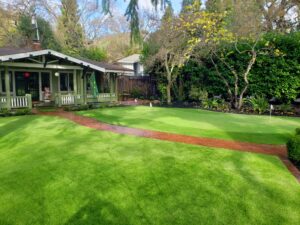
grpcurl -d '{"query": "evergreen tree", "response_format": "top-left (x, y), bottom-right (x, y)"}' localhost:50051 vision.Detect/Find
top-left (205, 0), bottom-right (233, 12)
top-left (162, 5), bottom-right (174, 23)
top-left (101, 0), bottom-right (171, 43)
top-left (17, 14), bottom-right (61, 50)
top-left (58, 0), bottom-right (84, 56)
top-left (181, 0), bottom-right (201, 12)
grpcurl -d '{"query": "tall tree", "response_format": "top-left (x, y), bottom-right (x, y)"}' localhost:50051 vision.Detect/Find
top-left (0, 6), bottom-right (17, 47)
top-left (57, 0), bottom-right (84, 55)
top-left (206, 0), bottom-right (299, 32)
top-left (142, 8), bottom-right (193, 104)
top-left (181, 0), bottom-right (201, 12)
top-left (205, 0), bottom-right (233, 12)
top-left (255, 0), bottom-right (299, 32)
top-left (183, 3), bottom-right (270, 109)
top-left (100, 0), bottom-right (171, 42)
top-left (16, 14), bottom-right (61, 50)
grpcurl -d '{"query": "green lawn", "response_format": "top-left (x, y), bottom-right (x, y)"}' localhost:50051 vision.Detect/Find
top-left (0, 115), bottom-right (300, 225)
top-left (77, 106), bottom-right (300, 145)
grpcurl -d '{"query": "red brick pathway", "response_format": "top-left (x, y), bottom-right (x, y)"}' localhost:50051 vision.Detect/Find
top-left (37, 110), bottom-right (300, 182)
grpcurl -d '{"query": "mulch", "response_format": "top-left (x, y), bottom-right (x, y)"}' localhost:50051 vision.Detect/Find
top-left (36, 110), bottom-right (300, 183)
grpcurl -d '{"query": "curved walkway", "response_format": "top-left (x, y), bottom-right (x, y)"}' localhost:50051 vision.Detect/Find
top-left (37, 110), bottom-right (300, 182)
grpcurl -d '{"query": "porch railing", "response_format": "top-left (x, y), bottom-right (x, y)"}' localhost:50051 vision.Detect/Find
top-left (55, 94), bottom-right (83, 106)
top-left (87, 93), bottom-right (117, 103)
top-left (55, 93), bottom-right (117, 106)
top-left (0, 97), bottom-right (7, 109)
top-left (0, 94), bottom-right (32, 109)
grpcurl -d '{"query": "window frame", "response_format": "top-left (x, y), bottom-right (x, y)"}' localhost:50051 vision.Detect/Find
top-left (58, 72), bottom-right (74, 93)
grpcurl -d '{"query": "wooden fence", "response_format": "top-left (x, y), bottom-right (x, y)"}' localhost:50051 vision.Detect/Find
top-left (117, 76), bottom-right (156, 99)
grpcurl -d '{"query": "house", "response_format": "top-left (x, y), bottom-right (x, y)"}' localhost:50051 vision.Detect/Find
top-left (117, 54), bottom-right (145, 76)
top-left (0, 46), bottom-right (132, 110)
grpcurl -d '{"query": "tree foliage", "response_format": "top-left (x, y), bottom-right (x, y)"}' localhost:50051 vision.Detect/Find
top-left (57, 0), bottom-right (84, 56)
top-left (142, 6), bottom-right (193, 104)
top-left (100, 0), bottom-right (171, 42)
top-left (81, 46), bottom-right (108, 61)
top-left (174, 32), bottom-right (300, 103)
top-left (16, 14), bottom-right (61, 50)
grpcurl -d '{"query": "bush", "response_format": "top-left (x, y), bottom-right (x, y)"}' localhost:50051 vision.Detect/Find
top-left (216, 99), bottom-right (230, 112)
top-left (130, 88), bottom-right (144, 99)
top-left (248, 96), bottom-right (269, 114)
top-left (287, 131), bottom-right (300, 163)
top-left (14, 108), bottom-right (32, 116)
top-left (278, 103), bottom-right (293, 114)
top-left (0, 108), bottom-right (32, 117)
top-left (0, 108), bottom-right (11, 117)
top-left (64, 105), bottom-right (90, 112)
top-left (201, 99), bottom-right (218, 110)
top-left (189, 86), bottom-right (208, 102)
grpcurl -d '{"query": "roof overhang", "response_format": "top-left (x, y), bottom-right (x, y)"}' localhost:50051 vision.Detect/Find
top-left (0, 49), bottom-right (132, 74)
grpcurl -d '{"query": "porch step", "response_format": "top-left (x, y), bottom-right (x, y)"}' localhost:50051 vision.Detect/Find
top-left (33, 101), bottom-right (56, 108)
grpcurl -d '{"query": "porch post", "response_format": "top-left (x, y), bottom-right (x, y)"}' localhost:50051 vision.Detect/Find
top-left (109, 73), bottom-right (116, 102)
top-left (115, 74), bottom-right (118, 101)
top-left (4, 67), bottom-right (11, 110)
top-left (73, 69), bottom-right (77, 94)
top-left (109, 73), bottom-right (113, 95)
top-left (83, 71), bottom-right (87, 104)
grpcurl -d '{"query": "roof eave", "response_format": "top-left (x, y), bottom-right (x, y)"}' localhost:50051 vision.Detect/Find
top-left (0, 49), bottom-right (131, 73)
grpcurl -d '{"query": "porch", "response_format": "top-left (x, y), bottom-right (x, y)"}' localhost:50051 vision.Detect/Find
top-left (0, 68), bottom-right (118, 110)
top-left (0, 48), bottom-right (132, 110)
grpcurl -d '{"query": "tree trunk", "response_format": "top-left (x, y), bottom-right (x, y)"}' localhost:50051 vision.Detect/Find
top-left (165, 58), bottom-right (174, 105)
top-left (210, 56), bottom-right (234, 106)
top-left (237, 51), bottom-right (257, 110)
top-left (166, 83), bottom-right (172, 105)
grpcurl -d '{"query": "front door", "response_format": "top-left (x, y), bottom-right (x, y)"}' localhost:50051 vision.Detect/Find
top-left (15, 72), bottom-right (39, 101)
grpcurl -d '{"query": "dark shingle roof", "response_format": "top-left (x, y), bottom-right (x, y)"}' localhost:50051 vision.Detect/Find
top-left (77, 57), bottom-right (132, 72)
top-left (0, 47), bottom-right (39, 57)
top-left (0, 47), bottom-right (133, 73)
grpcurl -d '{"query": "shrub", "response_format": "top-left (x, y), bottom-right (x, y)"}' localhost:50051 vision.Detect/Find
top-left (63, 105), bottom-right (90, 112)
top-left (0, 108), bottom-right (11, 117)
top-left (296, 128), bottom-right (300, 135)
top-left (287, 131), bottom-right (300, 163)
top-left (248, 96), bottom-right (269, 114)
top-left (189, 86), bottom-right (208, 102)
top-left (131, 88), bottom-right (144, 99)
top-left (201, 99), bottom-right (219, 110)
top-left (278, 103), bottom-right (293, 114)
top-left (15, 108), bottom-right (32, 116)
top-left (216, 99), bottom-right (230, 112)
top-left (0, 108), bottom-right (32, 117)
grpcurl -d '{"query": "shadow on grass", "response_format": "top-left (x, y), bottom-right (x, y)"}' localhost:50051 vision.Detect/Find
top-left (64, 198), bottom-right (130, 225)
top-left (77, 106), bottom-right (298, 145)
top-left (0, 114), bottom-right (299, 224)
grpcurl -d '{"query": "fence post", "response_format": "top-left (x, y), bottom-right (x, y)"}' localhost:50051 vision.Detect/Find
top-left (115, 74), bottom-right (118, 101)
top-left (26, 94), bottom-right (32, 109)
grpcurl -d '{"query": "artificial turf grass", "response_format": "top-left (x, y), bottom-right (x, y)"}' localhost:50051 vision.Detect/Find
top-left (0, 115), bottom-right (300, 225)
top-left (77, 106), bottom-right (300, 145)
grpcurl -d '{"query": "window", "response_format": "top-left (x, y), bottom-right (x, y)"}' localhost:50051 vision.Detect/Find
top-left (133, 63), bottom-right (139, 76)
top-left (59, 73), bottom-right (73, 92)
top-left (0, 71), bottom-right (13, 93)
